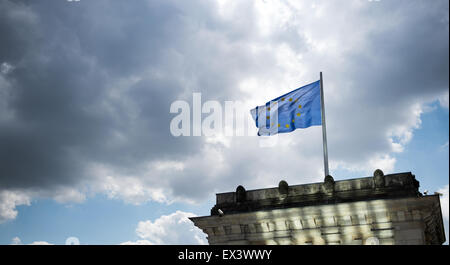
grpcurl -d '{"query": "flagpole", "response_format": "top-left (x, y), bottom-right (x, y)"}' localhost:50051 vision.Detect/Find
top-left (320, 72), bottom-right (329, 177)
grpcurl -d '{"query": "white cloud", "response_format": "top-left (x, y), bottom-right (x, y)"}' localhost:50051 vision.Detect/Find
top-left (0, 190), bottom-right (31, 224)
top-left (0, 62), bottom-right (14, 75)
top-left (90, 162), bottom-right (170, 205)
top-left (29, 241), bottom-right (52, 245)
top-left (120, 240), bottom-right (153, 245)
top-left (10, 237), bottom-right (52, 245)
top-left (334, 154), bottom-right (396, 176)
top-left (441, 141), bottom-right (449, 151)
top-left (0, 186), bottom-right (91, 223)
top-left (439, 91), bottom-right (449, 109)
top-left (101, 175), bottom-right (168, 205)
top-left (10, 236), bottom-right (22, 245)
top-left (51, 187), bottom-right (86, 204)
top-left (123, 211), bottom-right (207, 245)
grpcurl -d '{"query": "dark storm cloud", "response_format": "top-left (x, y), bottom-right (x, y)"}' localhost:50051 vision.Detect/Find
top-left (0, 0), bottom-right (448, 207)
top-left (323, 0), bottom-right (449, 164)
top-left (0, 0), bottom-right (286, 192)
top-left (0, 0), bottom-right (206, 189)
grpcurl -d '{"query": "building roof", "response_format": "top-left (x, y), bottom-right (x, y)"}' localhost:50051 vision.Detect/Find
top-left (210, 170), bottom-right (421, 216)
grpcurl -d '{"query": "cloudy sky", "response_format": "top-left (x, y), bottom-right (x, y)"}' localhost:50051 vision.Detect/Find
top-left (0, 0), bottom-right (448, 245)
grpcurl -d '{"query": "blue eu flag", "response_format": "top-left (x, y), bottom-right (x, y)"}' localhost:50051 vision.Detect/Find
top-left (250, 80), bottom-right (322, 136)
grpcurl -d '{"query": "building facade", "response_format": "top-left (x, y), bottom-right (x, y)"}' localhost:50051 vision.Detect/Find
top-left (190, 170), bottom-right (446, 245)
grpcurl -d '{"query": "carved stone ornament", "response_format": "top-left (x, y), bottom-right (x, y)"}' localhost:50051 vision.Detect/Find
top-left (373, 169), bottom-right (385, 188)
top-left (278, 180), bottom-right (289, 195)
top-left (323, 175), bottom-right (335, 193)
top-left (236, 185), bottom-right (246, 203)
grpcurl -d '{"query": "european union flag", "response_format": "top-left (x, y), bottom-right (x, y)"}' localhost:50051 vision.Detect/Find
top-left (250, 80), bottom-right (322, 136)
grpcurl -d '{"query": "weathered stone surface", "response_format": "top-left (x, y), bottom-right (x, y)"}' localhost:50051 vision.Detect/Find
top-left (210, 171), bottom-right (420, 216)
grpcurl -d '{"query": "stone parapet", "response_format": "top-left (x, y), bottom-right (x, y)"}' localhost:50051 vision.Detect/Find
top-left (190, 170), bottom-right (445, 245)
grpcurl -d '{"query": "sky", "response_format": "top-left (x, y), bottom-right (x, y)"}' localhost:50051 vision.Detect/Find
top-left (0, 0), bottom-right (448, 245)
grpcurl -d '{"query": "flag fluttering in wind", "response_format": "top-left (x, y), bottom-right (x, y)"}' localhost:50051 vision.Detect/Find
top-left (250, 73), bottom-right (330, 177)
top-left (250, 80), bottom-right (322, 136)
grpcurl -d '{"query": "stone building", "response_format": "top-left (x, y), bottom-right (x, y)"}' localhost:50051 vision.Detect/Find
top-left (189, 170), bottom-right (446, 245)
